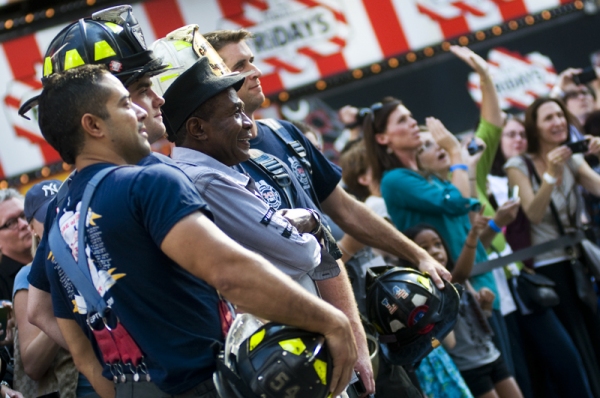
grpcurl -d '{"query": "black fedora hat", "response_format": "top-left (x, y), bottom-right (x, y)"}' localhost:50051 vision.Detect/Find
top-left (162, 56), bottom-right (248, 141)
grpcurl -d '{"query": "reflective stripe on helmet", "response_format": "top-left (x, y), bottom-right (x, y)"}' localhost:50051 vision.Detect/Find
top-left (313, 358), bottom-right (327, 385)
top-left (64, 49), bottom-right (85, 70)
top-left (173, 40), bottom-right (192, 51)
top-left (248, 328), bottom-right (265, 351)
top-left (278, 338), bottom-right (306, 356)
top-left (94, 40), bottom-right (117, 61)
top-left (103, 22), bottom-right (122, 34)
top-left (43, 57), bottom-right (52, 77)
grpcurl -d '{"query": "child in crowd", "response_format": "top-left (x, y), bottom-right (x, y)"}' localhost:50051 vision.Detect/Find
top-left (405, 224), bottom-right (522, 398)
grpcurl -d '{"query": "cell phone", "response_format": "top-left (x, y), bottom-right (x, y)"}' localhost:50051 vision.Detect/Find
top-left (37, 393), bottom-right (60, 398)
top-left (467, 137), bottom-right (485, 156)
top-left (573, 67), bottom-right (597, 85)
top-left (566, 139), bottom-right (590, 154)
top-left (510, 185), bottom-right (520, 200)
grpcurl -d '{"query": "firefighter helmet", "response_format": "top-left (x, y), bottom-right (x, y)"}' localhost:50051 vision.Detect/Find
top-left (366, 266), bottom-right (462, 366)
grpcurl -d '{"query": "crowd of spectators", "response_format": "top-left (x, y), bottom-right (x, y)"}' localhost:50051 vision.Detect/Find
top-left (0, 6), bottom-right (599, 398)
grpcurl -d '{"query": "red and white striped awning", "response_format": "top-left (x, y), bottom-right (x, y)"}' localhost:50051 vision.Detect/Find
top-left (0, 0), bottom-right (574, 179)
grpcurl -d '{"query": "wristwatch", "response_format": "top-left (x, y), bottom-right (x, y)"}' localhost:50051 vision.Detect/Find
top-left (543, 172), bottom-right (557, 185)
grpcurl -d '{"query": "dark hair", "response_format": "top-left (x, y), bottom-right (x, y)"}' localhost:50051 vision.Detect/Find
top-left (363, 97), bottom-right (405, 183)
top-left (203, 29), bottom-right (253, 51)
top-left (339, 139), bottom-right (371, 201)
top-left (524, 97), bottom-right (573, 154)
top-left (38, 65), bottom-right (111, 164)
top-left (490, 116), bottom-right (525, 177)
top-left (584, 109), bottom-right (600, 137)
top-left (403, 223), bottom-right (455, 272)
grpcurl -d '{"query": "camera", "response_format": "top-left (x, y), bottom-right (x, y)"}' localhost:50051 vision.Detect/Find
top-left (566, 139), bottom-right (590, 154)
top-left (467, 137), bottom-right (485, 156)
top-left (573, 67), bottom-right (597, 86)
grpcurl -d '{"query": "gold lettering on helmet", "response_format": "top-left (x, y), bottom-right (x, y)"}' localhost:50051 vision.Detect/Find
top-left (94, 40), bottom-right (117, 61)
top-left (269, 372), bottom-right (290, 391)
top-left (173, 40), bottom-right (192, 51)
top-left (103, 22), bottom-right (123, 34)
top-left (278, 338), bottom-right (306, 355)
top-left (248, 328), bottom-right (266, 351)
top-left (64, 49), bottom-right (85, 70)
top-left (313, 358), bottom-right (327, 384)
top-left (43, 56), bottom-right (53, 76)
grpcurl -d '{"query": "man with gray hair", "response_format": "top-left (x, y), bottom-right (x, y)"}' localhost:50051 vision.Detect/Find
top-left (0, 189), bottom-right (32, 300)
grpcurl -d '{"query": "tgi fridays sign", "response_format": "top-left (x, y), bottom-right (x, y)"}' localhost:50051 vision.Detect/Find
top-left (468, 48), bottom-right (557, 110)
top-left (216, 0), bottom-right (349, 89)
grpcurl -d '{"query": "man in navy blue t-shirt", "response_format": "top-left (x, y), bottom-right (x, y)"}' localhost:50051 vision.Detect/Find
top-left (34, 65), bottom-right (357, 397)
top-left (205, 29), bottom-right (453, 395)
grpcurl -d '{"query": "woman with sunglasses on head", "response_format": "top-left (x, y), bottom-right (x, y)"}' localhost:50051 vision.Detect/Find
top-left (505, 96), bottom-right (600, 397)
top-left (363, 45), bottom-right (524, 379)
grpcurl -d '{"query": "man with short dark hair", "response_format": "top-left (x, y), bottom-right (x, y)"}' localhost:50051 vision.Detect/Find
top-left (26, 7), bottom-right (172, 351)
top-left (35, 64), bottom-right (356, 397)
top-left (0, 189), bottom-right (32, 300)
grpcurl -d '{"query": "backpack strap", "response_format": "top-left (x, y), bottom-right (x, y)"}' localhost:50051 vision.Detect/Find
top-left (257, 119), bottom-right (313, 175)
top-left (48, 166), bottom-right (122, 315)
top-left (248, 149), bottom-right (296, 209)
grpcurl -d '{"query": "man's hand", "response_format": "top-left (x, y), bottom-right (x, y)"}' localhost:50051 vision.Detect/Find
top-left (494, 199), bottom-right (520, 228)
top-left (354, 340), bottom-right (375, 397)
top-left (277, 208), bottom-right (318, 234)
top-left (416, 253), bottom-right (452, 289)
top-left (323, 315), bottom-right (358, 397)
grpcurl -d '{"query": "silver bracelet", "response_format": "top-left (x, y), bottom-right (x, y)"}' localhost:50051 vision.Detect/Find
top-left (543, 172), bottom-right (557, 185)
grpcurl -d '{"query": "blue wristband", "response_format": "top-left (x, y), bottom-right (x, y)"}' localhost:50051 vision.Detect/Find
top-left (449, 164), bottom-right (468, 172)
top-left (488, 219), bottom-right (502, 233)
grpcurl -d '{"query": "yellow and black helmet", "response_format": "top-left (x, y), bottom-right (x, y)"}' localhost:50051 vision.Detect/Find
top-left (214, 315), bottom-right (333, 398)
top-left (43, 5), bottom-right (166, 86)
top-left (19, 5), bottom-right (167, 118)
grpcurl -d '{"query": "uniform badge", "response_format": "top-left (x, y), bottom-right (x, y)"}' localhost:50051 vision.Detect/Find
top-left (256, 180), bottom-right (282, 210)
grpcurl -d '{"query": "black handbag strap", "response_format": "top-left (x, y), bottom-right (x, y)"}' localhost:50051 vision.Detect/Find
top-left (523, 156), bottom-right (567, 236)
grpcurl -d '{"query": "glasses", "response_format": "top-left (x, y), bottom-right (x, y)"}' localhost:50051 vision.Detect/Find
top-left (502, 131), bottom-right (527, 140)
top-left (0, 212), bottom-right (27, 231)
top-left (564, 90), bottom-right (593, 101)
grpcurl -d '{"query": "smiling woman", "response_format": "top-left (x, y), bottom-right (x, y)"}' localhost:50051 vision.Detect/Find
top-left (505, 96), bottom-right (600, 396)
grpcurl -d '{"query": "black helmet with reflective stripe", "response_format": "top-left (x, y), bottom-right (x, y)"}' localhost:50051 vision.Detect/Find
top-left (366, 266), bottom-right (462, 366)
top-left (43, 5), bottom-right (166, 86)
top-left (214, 315), bottom-right (333, 398)
top-left (19, 5), bottom-right (167, 118)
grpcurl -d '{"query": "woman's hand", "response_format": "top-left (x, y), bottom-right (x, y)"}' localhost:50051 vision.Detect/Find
top-left (585, 135), bottom-right (600, 157)
top-left (426, 117), bottom-right (461, 156)
top-left (554, 68), bottom-right (583, 93)
top-left (461, 135), bottom-right (487, 170)
top-left (494, 198), bottom-right (521, 228)
top-left (470, 208), bottom-right (491, 237)
top-left (450, 45), bottom-right (489, 76)
top-left (546, 146), bottom-right (572, 178)
top-left (476, 287), bottom-right (496, 312)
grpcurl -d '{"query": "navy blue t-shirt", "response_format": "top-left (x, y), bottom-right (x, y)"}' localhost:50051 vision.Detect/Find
top-left (37, 162), bottom-right (221, 394)
top-left (28, 153), bottom-right (182, 293)
top-left (242, 120), bottom-right (341, 209)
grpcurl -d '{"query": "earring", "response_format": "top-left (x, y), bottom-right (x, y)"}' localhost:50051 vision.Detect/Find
top-left (386, 146), bottom-right (393, 154)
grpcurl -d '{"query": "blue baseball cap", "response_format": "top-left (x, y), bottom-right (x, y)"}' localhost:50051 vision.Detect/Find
top-left (24, 180), bottom-right (61, 223)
